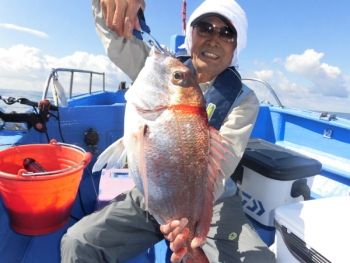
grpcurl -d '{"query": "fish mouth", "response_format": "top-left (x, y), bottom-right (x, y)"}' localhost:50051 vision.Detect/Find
top-left (149, 46), bottom-right (174, 64)
top-left (150, 46), bottom-right (165, 60)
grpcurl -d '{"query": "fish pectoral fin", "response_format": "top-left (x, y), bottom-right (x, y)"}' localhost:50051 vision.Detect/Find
top-left (92, 138), bottom-right (127, 173)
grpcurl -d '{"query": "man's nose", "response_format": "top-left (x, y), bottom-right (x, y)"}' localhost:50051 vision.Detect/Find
top-left (206, 32), bottom-right (221, 46)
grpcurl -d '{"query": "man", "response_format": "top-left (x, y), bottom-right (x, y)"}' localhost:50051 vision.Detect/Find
top-left (61, 0), bottom-right (276, 262)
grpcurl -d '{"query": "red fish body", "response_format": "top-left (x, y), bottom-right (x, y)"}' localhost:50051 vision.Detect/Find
top-left (93, 47), bottom-right (233, 262)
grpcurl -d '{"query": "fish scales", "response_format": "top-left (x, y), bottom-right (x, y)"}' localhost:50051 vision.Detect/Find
top-left (93, 47), bottom-right (234, 263)
top-left (140, 108), bottom-right (209, 225)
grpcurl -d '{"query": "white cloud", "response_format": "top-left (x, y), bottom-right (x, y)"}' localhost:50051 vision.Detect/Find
top-left (255, 70), bottom-right (274, 83)
top-left (246, 69), bottom-right (309, 107)
top-left (1, 45), bottom-right (349, 114)
top-left (0, 23), bottom-right (49, 38)
top-left (243, 56), bottom-right (350, 113)
top-left (0, 45), bottom-right (130, 93)
top-left (344, 75), bottom-right (350, 92)
top-left (284, 49), bottom-right (347, 97)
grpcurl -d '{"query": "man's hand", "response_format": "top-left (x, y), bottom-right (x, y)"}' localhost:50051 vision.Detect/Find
top-left (160, 218), bottom-right (189, 263)
top-left (100, 0), bottom-right (146, 39)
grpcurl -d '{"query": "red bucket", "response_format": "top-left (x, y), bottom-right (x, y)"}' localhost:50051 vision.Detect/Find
top-left (0, 139), bottom-right (92, 235)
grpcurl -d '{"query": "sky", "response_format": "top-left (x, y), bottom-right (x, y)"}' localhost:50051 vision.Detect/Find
top-left (0, 0), bottom-right (349, 113)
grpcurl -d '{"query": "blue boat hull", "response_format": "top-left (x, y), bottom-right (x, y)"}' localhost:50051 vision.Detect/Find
top-left (1, 72), bottom-right (349, 262)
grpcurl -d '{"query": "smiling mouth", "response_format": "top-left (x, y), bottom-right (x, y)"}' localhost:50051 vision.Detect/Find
top-left (202, 52), bottom-right (219, 59)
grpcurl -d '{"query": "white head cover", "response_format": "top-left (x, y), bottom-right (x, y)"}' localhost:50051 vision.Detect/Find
top-left (180, 0), bottom-right (248, 69)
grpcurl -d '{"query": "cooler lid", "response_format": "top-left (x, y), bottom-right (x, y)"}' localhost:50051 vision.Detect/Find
top-left (241, 138), bottom-right (322, 181)
top-left (274, 196), bottom-right (350, 263)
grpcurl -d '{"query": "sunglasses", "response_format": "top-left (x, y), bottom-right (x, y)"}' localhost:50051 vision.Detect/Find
top-left (194, 21), bottom-right (236, 43)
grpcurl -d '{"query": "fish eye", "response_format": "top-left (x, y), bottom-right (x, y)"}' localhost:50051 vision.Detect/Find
top-left (172, 71), bottom-right (186, 85)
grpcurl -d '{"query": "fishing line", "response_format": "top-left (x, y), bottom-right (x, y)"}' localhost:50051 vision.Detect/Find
top-left (56, 108), bottom-right (65, 143)
top-left (70, 214), bottom-right (80, 221)
top-left (86, 168), bottom-right (100, 209)
top-left (77, 184), bottom-right (87, 216)
top-left (72, 166), bottom-right (99, 218)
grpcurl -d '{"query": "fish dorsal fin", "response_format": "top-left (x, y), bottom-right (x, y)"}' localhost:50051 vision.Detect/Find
top-left (138, 125), bottom-right (149, 215)
top-left (193, 127), bottom-right (235, 246)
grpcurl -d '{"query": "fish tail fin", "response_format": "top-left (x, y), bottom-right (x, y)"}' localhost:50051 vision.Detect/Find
top-left (92, 138), bottom-right (126, 173)
top-left (183, 247), bottom-right (210, 263)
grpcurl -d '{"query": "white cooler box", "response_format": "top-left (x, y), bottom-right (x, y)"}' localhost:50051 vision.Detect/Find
top-left (96, 168), bottom-right (135, 210)
top-left (274, 196), bottom-right (350, 263)
top-left (234, 138), bottom-right (322, 245)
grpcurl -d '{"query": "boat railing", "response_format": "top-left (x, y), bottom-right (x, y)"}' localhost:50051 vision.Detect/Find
top-left (41, 68), bottom-right (105, 100)
top-left (242, 78), bottom-right (284, 108)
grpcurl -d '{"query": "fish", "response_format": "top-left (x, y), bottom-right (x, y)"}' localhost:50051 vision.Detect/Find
top-left (92, 46), bottom-right (234, 263)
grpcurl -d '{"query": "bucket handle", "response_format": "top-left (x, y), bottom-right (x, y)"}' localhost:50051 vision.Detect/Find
top-left (50, 140), bottom-right (87, 153)
top-left (19, 140), bottom-right (92, 177)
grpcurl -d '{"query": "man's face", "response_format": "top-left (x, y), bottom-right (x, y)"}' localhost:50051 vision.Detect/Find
top-left (191, 16), bottom-right (237, 83)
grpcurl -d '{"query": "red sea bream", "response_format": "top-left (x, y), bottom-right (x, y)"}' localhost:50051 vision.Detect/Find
top-left (93, 47), bottom-right (234, 263)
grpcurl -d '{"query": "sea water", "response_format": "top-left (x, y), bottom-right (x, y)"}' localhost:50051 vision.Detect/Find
top-left (0, 89), bottom-right (51, 113)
